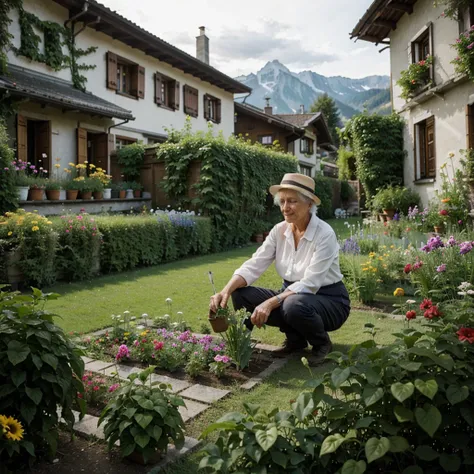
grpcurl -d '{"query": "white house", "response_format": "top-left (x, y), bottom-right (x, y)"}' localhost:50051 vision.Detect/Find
top-left (351, 0), bottom-right (474, 206)
top-left (1, 0), bottom-right (250, 177)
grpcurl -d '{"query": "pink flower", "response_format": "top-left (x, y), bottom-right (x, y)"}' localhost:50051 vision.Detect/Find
top-left (93, 386), bottom-right (100, 391)
top-left (436, 264), bottom-right (446, 273)
top-left (108, 383), bottom-right (120, 393)
top-left (65, 230), bottom-right (70, 233)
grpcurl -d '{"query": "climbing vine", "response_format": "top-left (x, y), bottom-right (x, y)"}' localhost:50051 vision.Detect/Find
top-left (0, 0), bottom-right (21, 74)
top-left (434, 0), bottom-right (471, 20)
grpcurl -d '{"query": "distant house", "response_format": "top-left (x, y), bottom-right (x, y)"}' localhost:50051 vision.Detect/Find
top-left (234, 100), bottom-right (334, 177)
top-left (351, 0), bottom-right (474, 206)
top-left (1, 0), bottom-right (250, 176)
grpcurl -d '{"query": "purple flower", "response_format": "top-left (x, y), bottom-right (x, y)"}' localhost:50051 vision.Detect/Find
top-left (108, 383), bottom-right (120, 393)
top-left (116, 344), bottom-right (130, 360)
top-left (447, 236), bottom-right (457, 247)
top-left (436, 264), bottom-right (446, 273)
top-left (459, 241), bottom-right (473, 255)
top-left (468, 42), bottom-right (474, 50)
top-left (421, 236), bottom-right (444, 253)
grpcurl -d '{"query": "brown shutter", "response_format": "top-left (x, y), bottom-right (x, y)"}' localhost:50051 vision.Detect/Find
top-left (137, 66), bottom-right (145, 99)
top-left (184, 85), bottom-right (198, 116)
top-left (17, 114), bottom-right (27, 162)
top-left (428, 23), bottom-right (434, 82)
top-left (77, 128), bottom-right (87, 165)
top-left (203, 94), bottom-right (210, 120)
top-left (426, 117), bottom-right (436, 177)
top-left (216, 99), bottom-right (221, 124)
top-left (467, 105), bottom-right (474, 149)
top-left (192, 87), bottom-right (198, 117)
top-left (173, 81), bottom-right (180, 110)
top-left (155, 73), bottom-right (163, 105)
top-left (36, 121), bottom-right (51, 171)
top-left (106, 52), bottom-right (118, 90)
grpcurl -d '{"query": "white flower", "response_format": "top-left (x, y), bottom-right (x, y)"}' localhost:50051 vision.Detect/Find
top-left (177, 311), bottom-right (183, 315)
top-left (468, 290), bottom-right (474, 295)
top-left (111, 314), bottom-right (116, 320)
top-left (123, 310), bottom-right (130, 315)
top-left (458, 282), bottom-right (472, 290)
top-left (166, 298), bottom-right (172, 303)
top-left (458, 291), bottom-right (467, 296)
top-left (406, 300), bottom-right (416, 304)
top-left (42, 153), bottom-right (47, 158)
top-left (142, 313), bottom-right (148, 318)
top-left (130, 316), bottom-right (136, 321)
top-left (136, 325), bottom-right (145, 330)
top-left (164, 314), bottom-right (170, 318)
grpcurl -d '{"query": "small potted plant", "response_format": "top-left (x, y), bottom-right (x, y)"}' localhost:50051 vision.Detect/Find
top-left (209, 306), bottom-right (229, 333)
top-left (89, 176), bottom-right (104, 200)
top-left (99, 366), bottom-right (186, 465)
top-left (426, 203), bottom-right (448, 234)
top-left (129, 181), bottom-right (144, 198)
top-left (63, 179), bottom-right (80, 200)
top-left (10, 159), bottom-right (30, 201)
top-left (44, 179), bottom-right (61, 201)
top-left (27, 176), bottom-right (46, 201)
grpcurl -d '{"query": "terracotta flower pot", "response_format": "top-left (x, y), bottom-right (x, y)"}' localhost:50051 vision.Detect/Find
top-left (133, 190), bottom-right (142, 198)
top-left (46, 189), bottom-right (60, 201)
top-left (383, 208), bottom-right (396, 220)
top-left (119, 190), bottom-right (126, 199)
top-left (81, 191), bottom-right (92, 200)
top-left (209, 311), bottom-right (229, 333)
top-left (29, 188), bottom-right (44, 201)
top-left (66, 190), bottom-right (79, 201)
top-left (434, 225), bottom-right (444, 234)
top-left (93, 191), bottom-right (103, 200)
top-left (126, 448), bottom-right (163, 465)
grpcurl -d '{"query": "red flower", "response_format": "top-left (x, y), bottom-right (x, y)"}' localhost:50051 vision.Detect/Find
top-left (457, 327), bottom-right (474, 343)
top-left (154, 341), bottom-right (164, 351)
top-left (93, 386), bottom-right (100, 391)
top-left (420, 298), bottom-right (433, 310)
top-left (439, 209), bottom-right (448, 216)
top-left (405, 310), bottom-right (417, 320)
top-left (404, 264), bottom-right (412, 274)
top-left (424, 305), bottom-right (442, 319)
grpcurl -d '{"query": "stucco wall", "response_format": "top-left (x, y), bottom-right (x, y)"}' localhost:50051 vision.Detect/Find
top-left (7, 0), bottom-right (236, 140)
top-left (294, 132), bottom-right (318, 175)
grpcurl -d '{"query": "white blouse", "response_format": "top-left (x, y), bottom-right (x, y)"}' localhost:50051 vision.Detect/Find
top-left (234, 214), bottom-right (343, 294)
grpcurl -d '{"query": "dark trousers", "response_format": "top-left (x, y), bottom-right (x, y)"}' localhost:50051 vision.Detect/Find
top-left (231, 281), bottom-right (351, 348)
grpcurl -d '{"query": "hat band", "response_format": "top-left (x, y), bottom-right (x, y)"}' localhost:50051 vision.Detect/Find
top-left (280, 179), bottom-right (315, 195)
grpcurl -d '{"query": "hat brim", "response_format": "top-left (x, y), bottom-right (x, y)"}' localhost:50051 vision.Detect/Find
top-left (269, 184), bottom-right (321, 206)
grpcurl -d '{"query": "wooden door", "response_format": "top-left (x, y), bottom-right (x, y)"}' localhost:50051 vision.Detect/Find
top-left (17, 115), bottom-right (27, 162)
top-left (94, 133), bottom-right (109, 172)
top-left (35, 121), bottom-right (51, 171)
top-left (77, 128), bottom-right (87, 164)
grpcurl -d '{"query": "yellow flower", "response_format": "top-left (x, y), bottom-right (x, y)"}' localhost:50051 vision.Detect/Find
top-left (393, 288), bottom-right (405, 297)
top-left (7, 231), bottom-right (12, 236)
top-left (378, 256), bottom-right (384, 261)
top-left (448, 152), bottom-right (455, 158)
top-left (1, 415), bottom-right (24, 441)
top-left (362, 267), bottom-right (369, 271)
top-left (390, 245), bottom-right (395, 249)
top-left (47, 221), bottom-right (52, 225)
top-left (54, 164), bottom-right (61, 168)
top-left (31, 226), bottom-right (39, 232)
top-left (440, 162), bottom-right (447, 169)
top-left (124, 332), bottom-right (130, 336)
top-left (68, 162), bottom-right (75, 167)
top-left (32, 220), bottom-right (38, 224)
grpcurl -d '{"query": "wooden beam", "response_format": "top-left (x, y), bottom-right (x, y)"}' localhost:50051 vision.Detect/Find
top-left (374, 19), bottom-right (397, 29)
top-left (362, 34), bottom-right (390, 43)
top-left (388, 2), bottom-right (413, 14)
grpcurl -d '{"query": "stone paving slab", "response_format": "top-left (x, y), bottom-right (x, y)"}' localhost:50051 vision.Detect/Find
top-left (180, 384), bottom-right (230, 404)
top-left (149, 373), bottom-right (191, 393)
top-left (178, 399), bottom-right (209, 422)
top-left (254, 342), bottom-right (281, 352)
top-left (74, 413), bottom-right (105, 439)
top-left (81, 356), bottom-right (95, 365)
top-left (86, 359), bottom-right (115, 373)
top-left (241, 357), bottom-right (289, 390)
top-left (102, 364), bottom-right (142, 379)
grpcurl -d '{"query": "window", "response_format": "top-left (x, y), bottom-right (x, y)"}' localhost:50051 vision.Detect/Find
top-left (299, 164), bottom-right (312, 177)
top-left (203, 94), bottom-right (222, 123)
top-left (258, 135), bottom-right (273, 145)
top-left (155, 73), bottom-right (180, 110)
top-left (415, 117), bottom-right (436, 180)
top-left (115, 136), bottom-right (136, 150)
top-left (106, 52), bottom-right (145, 99)
top-left (410, 24), bottom-right (433, 83)
top-left (459, 1), bottom-right (474, 32)
top-left (183, 85), bottom-right (199, 117)
top-left (300, 137), bottom-right (314, 154)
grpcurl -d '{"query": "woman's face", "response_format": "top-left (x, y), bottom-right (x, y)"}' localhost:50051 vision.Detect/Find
top-left (278, 189), bottom-right (311, 224)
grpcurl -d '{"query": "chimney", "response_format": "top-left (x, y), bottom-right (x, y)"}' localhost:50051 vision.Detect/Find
top-left (300, 104), bottom-right (305, 114)
top-left (196, 26), bottom-right (209, 64)
top-left (264, 97), bottom-right (273, 115)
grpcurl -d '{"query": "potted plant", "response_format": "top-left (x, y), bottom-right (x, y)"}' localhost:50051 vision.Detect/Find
top-left (98, 366), bottom-right (185, 465)
top-left (45, 179), bottom-right (61, 201)
top-left (426, 202), bottom-right (448, 233)
top-left (78, 177), bottom-right (96, 200)
top-left (10, 159), bottom-right (30, 201)
top-left (90, 168), bottom-right (112, 199)
top-left (129, 181), bottom-right (144, 198)
top-left (110, 182), bottom-right (121, 199)
top-left (396, 55), bottom-right (433, 100)
top-left (208, 306), bottom-right (230, 333)
top-left (88, 177), bottom-right (104, 200)
top-left (63, 179), bottom-right (80, 201)
top-left (27, 176), bottom-right (46, 201)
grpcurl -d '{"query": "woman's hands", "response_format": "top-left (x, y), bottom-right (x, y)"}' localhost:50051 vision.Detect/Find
top-left (209, 292), bottom-right (230, 313)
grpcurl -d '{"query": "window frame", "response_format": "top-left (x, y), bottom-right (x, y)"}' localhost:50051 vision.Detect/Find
top-left (115, 135), bottom-right (137, 150)
top-left (409, 23), bottom-right (434, 85)
top-left (258, 135), bottom-right (273, 146)
top-left (106, 52), bottom-right (145, 100)
top-left (203, 94), bottom-right (222, 123)
top-left (300, 137), bottom-right (314, 154)
top-left (414, 116), bottom-right (436, 181)
top-left (155, 73), bottom-right (180, 110)
top-left (299, 164), bottom-right (312, 177)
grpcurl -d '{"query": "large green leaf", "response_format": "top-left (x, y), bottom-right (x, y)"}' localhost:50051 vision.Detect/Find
top-left (394, 406), bottom-right (413, 423)
top-left (415, 404), bottom-right (441, 437)
top-left (414, 379), bottom-right (438, 400)
top-left (320, 434), bottom-right (345, 456)
top-left (390, 382), bottom-right (414, 403)
top-left (341, 459), bottom-right (367, 474)
top-left (355, 417), bottom-right (375, 429)
top-left (25, 386), bottom-right (43, 405)
top-left (134, 413), bottom-right (153, 430)
top-left (137, 398), bottom-right (154, 410)
top-left (365, 437), bottom-right (390, 464)
top-left (292, 392), bottom-right (315, 421)
top-left (388, 436), bottom-right (409, 453)
top-left (255, 427), bottom-right (278, 451)
top-left (200, 421), bottom-right (238, 439)
top-left (415, 445), bottom-right (439, 461)
top-left (397, 361), bottom-right (422, 372)
top-left (11, 371), bottom-right (26, 387)
top-left (331, 367), bottom-right (351, 388)
top-left (7, 341), bottom-right (30, 365)
top-left (363, 387), bottom-right (384, 407)
top-left (271, 450), bottom-right (288, 468)
top-left (439, 453), bottom-right (461, 472)
top-left (446, 385), bottom-right (469, 405)
top-left (41, 353), bottom-right (58, 370)
top-left (134, 432), bottom-right (150, 449)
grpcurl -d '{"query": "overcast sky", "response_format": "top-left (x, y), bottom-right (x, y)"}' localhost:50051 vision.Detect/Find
top-left (100, 0), bottom-right (389, 79)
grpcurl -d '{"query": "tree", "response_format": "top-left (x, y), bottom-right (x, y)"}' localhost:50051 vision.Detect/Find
top-left (310, 93), bottom-right (341, 147)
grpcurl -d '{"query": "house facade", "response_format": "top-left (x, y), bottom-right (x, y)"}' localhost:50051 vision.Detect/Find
top-left (351, 0), bottom-right (474, 206)
top-left (234, 101), bottom-right (334, 177)
top-left (1, 0), bottom-right (249, 176)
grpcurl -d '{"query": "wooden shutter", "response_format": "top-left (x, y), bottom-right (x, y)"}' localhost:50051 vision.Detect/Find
top-left (17, 115), bottom-right (27, 162)
top-left (172, 81), bottom-right (180, 110)
top-left (184, 85), bottom-right (198, 117)
top-left (35, 121), bottom-right (51, 171)
top-left (192, 88), bottom-right (198, 117)
top-left (137, 66), bottom-right (145, 99)
top-left (467, 105), bottom-right (474, 149)
top-left (106, 52), bottom-right (118, 90)
top-left (154, 73), bottom-right (163, 105)
top-left (216, 99), bottom-right (221, 124)
top-left (203, 94), bottom-right (210, 119)
top-left (77, 128), bottom-right (87, 165)
top-left (426, 117), bottom-right (436, 177)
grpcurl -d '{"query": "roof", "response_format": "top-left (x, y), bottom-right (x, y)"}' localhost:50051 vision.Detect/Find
top-left (276, 112), bottom-right (334, 146)
top-left (52, 0), bottom-right (251, 94)
top-left (351, 0), bottom-right (418, 44)
top-left (0, 64), bottom-right (134, 120)
top-left (234, 102), bottom-right (304, 134)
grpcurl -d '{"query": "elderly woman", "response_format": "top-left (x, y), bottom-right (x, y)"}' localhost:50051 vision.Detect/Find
top-left (209, 173), bottom-right (350, 362)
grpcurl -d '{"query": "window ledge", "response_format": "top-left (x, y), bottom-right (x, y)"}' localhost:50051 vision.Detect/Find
top-left (116, 91), bottom-right (138, 100)
top-left (157, 104), bottom-right (175, 112)
top-left (414, 178), bottom-right (435, 185)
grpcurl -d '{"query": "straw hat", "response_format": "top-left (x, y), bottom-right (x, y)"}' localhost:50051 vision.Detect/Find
top-left (269, 173), bottom-right (321, 205)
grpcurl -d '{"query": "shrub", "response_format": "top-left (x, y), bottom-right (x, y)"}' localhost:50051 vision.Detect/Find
top-left (370, 186), bottom-right (420, 214)
top-left (0, 122), bottom-right (18, 214)
top-left (116, 143), bottom-right (145, 181)
top-left (0, 288), bottom-right (85, 469)
top-left (340, 180), bottom-right (355, 203)
top-left (314, 175), bottom-right (333, 219)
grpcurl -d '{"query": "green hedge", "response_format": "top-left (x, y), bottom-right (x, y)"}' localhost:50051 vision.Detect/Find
top-left (314, 175), bottom-right (333, 219)
top-left (157, 128), bottom-right (298, 250)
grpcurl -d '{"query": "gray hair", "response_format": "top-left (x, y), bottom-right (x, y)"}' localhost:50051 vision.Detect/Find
top-left (273, 190), bottom-right (318, 215)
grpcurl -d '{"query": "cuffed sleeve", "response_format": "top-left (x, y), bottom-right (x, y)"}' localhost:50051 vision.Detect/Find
top-left (233, 226), bottom-right (277, 286)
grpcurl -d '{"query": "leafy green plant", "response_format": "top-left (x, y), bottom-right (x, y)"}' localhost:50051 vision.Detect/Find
top-left (0, 288), bottom-right (85, 470)
top-left (220, 309), bottom-right (254, 371)
top-left (397, 55), bottom-right (433, 100)
top-left (117, 143), bottom-right (145, 182)
top-left (314, 175), bottom-right (333, 219)
top-left (370, 186), bottom-right (420, 214)
top-left (98, 365), bottom-right (185, 463)
top-left (435, 0), bottom-right (472, 20)
top-left (340, 180), bottom-right (355, 203)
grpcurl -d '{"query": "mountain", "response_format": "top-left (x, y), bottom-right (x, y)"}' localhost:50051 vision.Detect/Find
top-left (236, 60), bottom-right (391, 120)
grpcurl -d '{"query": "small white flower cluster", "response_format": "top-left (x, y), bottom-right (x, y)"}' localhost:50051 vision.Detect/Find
top-left (151, 207), bottom-right (200, 217)
top-left (458, 282), bottom-right (474, 296)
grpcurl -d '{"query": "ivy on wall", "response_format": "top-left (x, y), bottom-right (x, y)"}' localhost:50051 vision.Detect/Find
top-left (0, 0), bottom-right (21, 74)
top-left (434, 0), bottom-right (471, 20)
